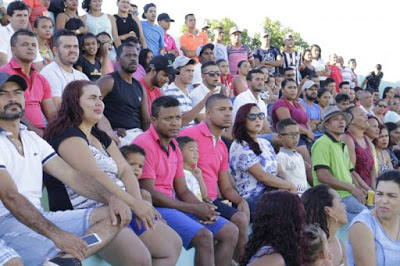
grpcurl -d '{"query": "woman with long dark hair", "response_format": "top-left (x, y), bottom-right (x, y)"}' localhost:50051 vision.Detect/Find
top-left (241, 191), bottom-right (308, 266)
top-left (373, 124), bottom-right (393, 175)
top-left (385, 122), bottom-right (400, 170)
top-left (311, 44), bottom-right (330, 87)
top-left (56, 0), bottom-right (89, 39)
top-left (232, 60), bottom-right (251, 96)
top-left (382, 86), bottom-right (394, 104)
top-left (44, 80), bottom-right (182, 265)
top-left (302, 184), bottom-right (348, 266)
top-left (138, 48), bottom-right (153, 71)
top-left (230, 103), bottom-right (296, 219)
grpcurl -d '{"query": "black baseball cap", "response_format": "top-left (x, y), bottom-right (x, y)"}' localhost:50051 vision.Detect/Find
top-left (142, 3), bottom-right (156, 19)
top-left (157, 13), bottom-right (174, 22)
top-left (0, 73), bottom-right (27, 91)
top-left (149, 56), bottom-right (178, 76)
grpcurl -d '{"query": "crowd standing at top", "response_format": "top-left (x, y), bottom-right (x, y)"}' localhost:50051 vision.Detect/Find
top-left (0, 0), bottom-right (399, 266)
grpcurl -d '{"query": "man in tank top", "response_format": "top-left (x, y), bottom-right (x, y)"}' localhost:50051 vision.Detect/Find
top-left (97, 43), bottom-right (151, 146)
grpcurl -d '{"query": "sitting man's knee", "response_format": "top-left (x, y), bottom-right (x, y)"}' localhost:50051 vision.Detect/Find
top-left (192, 228), bottom-right (213, 248)
top-left (231, 211), bottom-right (249, 229)
top-left (5, 257), bottom-right (24, 266)
top-left (221, 221), bottom-right (239, 243)
top-left (140, 189), bottom-right (152, 203)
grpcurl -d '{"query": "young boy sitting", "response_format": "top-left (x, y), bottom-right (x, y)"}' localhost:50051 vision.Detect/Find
top-left (120, 144), bottom-right (152, 202)
top-left (175, 136), bottom-right (208, 201)
top-left (335, 93), bottom-right (351, 111)
top-left (276, 118), bottom-right (308, 196)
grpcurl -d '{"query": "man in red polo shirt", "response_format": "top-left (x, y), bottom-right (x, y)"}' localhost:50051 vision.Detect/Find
top-left (139, 55), bottom-right (177, 115)
top-left (134, 96), bottom-right (238, 266)
top-left (0, 29), bottom-right (56, 137)
top-left (328, 53), bottom-right (343, 93)
top-left (180, 94), bottom-right (250, 261)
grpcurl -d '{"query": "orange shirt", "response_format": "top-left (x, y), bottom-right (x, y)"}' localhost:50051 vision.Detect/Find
top-left (179, 30), bottom-right (209, 63)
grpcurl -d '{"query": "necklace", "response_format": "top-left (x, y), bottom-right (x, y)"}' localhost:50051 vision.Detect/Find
top-left (57, 62), bottom-right (76, 84)
top-left (376, 211), bottom-right (400, 241)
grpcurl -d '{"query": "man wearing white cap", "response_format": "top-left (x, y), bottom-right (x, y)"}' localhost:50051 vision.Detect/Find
top-left (312, 106), bottom-right (367, 223)
top-left (164, 56), bottom-right (217, 128)
top-left (253, 29), bottom-right (282, 75)
top-left (227, 26), bottom-right (254, 76)
top-left (299, 80), bottom-right (322, 139)
top-left (191, 43), bottom-right (215, 87)
top-left (281, 33), bottom-right (301, 84)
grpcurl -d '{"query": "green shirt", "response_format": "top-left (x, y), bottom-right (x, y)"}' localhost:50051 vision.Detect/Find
top-left (311, 133), bottom-right (354, 198)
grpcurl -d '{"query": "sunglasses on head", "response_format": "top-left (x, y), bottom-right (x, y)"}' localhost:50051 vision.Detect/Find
top-left (205, 71), bottom-right (221, 77)
top-left (247, 112), bottom-right (265, 121)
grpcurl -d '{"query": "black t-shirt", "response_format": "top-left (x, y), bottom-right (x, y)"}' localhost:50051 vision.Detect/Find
top-left (76, 56), bottom-right (102, 81)
top-left (43, 126), bottom-right (112, 212)
top-left (114, 14), bottom-right (140, 43)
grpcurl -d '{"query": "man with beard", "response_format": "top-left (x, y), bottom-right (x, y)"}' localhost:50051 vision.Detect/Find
top-left (139, 55), bottom-right (178, 115)
top-left (0, 29), bottom-right (56, 137)
top-left (134, 96), bottom-right (238, 266)
top-left (312, 106), bottom-right (367, 224)
top-left (40, 30), bottom-right (89, 110)
top-left (233, 68), bottom-right (271, 134)
top-left (299, 80), bottom-right (322, 139)
top-left (0, 72), bottom-right (132, 265)
top-left (342, 106), bottom-right (376, 190)
top-left (97, 43), bottom-right (151, 146)
top-left (180, 94), bottom-right (250, 262)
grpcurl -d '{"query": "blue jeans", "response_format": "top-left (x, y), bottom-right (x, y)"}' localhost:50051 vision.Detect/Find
top-left (342, 195), bottom-right (367, 223)
top-left (246, 189), bottom-right (266, 222)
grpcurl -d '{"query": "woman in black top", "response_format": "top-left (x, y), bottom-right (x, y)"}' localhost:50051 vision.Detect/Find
top-left (114, 0), bottom-right (147, 48)
top-left (75, 33), bottom-right (108, 81)
top-left (56, 0), bottom-right (89, 38)
top-left (44, 80), bottom-right (182, 265)
top-left (299, 49), bottom-right (316, 79)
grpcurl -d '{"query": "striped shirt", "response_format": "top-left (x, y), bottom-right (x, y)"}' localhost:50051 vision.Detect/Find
top-left (282, 50), bottom-right (301, 84)
top-left (164, 82), bottom-right (195, 128)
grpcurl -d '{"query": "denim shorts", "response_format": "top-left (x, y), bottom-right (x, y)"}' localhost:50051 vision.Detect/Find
top-left (212, 199), bottom-right (239, 220)
top-left (156, 207), bottom-right (227, 250)
top-left (0, 208), bottom-right (93, 266)
top-left (342, 195), bottom-right (367, 223)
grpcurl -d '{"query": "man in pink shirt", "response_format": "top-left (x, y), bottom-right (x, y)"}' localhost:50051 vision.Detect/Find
top-left (134, 96), bottom-right (238, 266)
top-left (0, 29), bottom-right (56, 137)
top-left (139, 55), bottom-right (177, 115)
top-left (227, 27), bottom-right (255, 76)
top-left (180, 94), bottom-right (250, 261)
top-left (157, 13), bottom-right (179, 56)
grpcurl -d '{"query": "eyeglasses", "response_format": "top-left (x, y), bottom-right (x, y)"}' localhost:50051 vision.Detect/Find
top-left (377, 104), bottom-right (387, 108)
top-left (132, 11), bottom-right (139, 16)
top-left (280, 132), bottom-right (300, 138)
top-left (204, 71), bottom-right (221, 77)
top-left (247, 112), bottom-right (265, 121)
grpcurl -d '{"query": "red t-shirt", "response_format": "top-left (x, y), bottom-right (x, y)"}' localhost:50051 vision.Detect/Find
top-left (0, 58), bottom-right (52, 129)
top-left (329, 65), bottom-right (343, 93)
top-left (139, 78), bottom-right (163, 116)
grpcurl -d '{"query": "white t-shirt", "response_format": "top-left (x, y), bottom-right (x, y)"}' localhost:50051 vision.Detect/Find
top-left (0, 24), bottom-right (43, 63)
top-left (384, 110), bottom-right (400, 124)
top-left (0, 124), bottom-right (57, 217)
top-left (40, 61), bottom-right (89, 97)
top-left (277, 147), bottom-right (308, 196)
top-left (233, 89), bottom-right (267, 123)
top-left (192, 63), bottom-right (202, 86)
top-left (190, 83), bottom-right (212, 115)
top-left (184, 169), bottom-right (202, 201)
top-left (311, 58), bottom-right (328, 81)
top-left (213, 43), bottom-right (228, 61)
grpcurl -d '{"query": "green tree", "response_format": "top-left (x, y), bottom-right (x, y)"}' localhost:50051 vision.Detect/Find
top-left (262, 17), bottom-right (309, 51)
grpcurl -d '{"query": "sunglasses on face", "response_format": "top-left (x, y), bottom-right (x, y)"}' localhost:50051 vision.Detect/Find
top-left (205, 71), bottom-right (221, 77)
top-left (247, 112), bottom-right (265, 121)
top-left (377, 104), bottom-right (387, 108)
top-left (280, 132), bottom-right (300, 138)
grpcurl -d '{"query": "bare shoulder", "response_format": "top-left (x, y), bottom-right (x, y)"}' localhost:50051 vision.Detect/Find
top-left (248, 253), bottom-right (285, 266)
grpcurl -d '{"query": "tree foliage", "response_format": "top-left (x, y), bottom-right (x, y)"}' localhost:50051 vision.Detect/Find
top-left (181, 16), bottom-right (309, 51)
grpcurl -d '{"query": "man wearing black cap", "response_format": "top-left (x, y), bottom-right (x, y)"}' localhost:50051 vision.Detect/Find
top-left (0, 72), bottom-right (131, 265)
top-left (141, 3), bottom-right (165, 56)
top-left (139, 55), bottom-right (178, 115)
top-left (97, 42), bottom-right (151, 146)
top-left (158, 13), bottom-right (179, 56)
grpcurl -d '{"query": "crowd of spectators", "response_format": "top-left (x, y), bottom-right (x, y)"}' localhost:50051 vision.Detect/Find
top-left (0, 0), bottom-right (400, 265)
